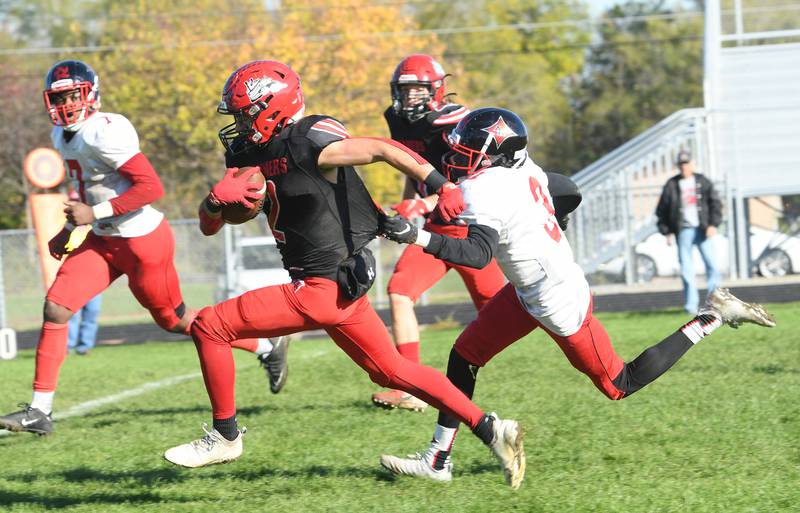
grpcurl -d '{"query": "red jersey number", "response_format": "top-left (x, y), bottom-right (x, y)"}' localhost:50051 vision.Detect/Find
top-left (65, 159), bottom-right (86, 202)
top-left (265, 180), bottom-right (286, 243)
top-left (529, 176), bottom-right (561, 243)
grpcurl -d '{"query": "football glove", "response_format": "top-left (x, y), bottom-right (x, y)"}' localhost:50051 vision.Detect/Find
top-left (48, 227), bottom-right (72, 261)
top-left (209, 167), bottom-right (264, 209)
top-left (433, 182), bottom-right (464, 222)
top-left (392, 199), bottom-right (430, 220)
top-left (380, 214), bottom-right (418, 244)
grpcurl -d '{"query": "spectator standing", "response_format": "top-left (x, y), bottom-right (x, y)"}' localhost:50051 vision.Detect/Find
top-left (656, 150), bottom-right (722, 313)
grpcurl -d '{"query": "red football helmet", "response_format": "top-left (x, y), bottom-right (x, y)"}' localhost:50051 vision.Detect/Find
top-left (218, 60), bottom-right (305, 153)
top-left (390, 54), bottom-right (448, 121)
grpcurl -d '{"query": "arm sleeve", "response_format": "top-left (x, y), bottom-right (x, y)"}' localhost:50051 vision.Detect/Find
top-left (423, 224), bottom-right (499, 269)
top-left (109, 153), bottom-right (165, 215)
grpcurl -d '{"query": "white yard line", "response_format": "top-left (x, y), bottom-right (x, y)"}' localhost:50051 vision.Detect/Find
top-left (0, 343), bottom-right (334, 437)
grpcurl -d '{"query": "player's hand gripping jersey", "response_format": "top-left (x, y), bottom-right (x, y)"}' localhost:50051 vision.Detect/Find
top-left (51, 112), bottom-right (163, 237)
top-left (225, 115), bottom-right (381, 281)
top-left (457, 159), bottom-right (591, 336)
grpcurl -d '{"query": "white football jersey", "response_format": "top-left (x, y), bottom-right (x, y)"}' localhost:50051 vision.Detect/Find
top-left (459, 158), bottom-right (590, 336)
top-left (51, 112), bottom-right (163, 237)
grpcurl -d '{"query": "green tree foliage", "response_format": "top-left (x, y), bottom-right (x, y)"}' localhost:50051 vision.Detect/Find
top-left (412, 0), bottom-right (591, 173)
top-left (569, 1), bottom-right (704, 171)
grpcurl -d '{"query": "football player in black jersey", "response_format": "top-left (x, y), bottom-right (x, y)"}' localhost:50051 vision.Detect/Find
top-left (372, 55), bottom-right (506, 411)
top-left (163, 60), bottom-right (526, 489)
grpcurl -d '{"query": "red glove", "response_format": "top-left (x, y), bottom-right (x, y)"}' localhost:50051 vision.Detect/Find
top-left (391, 199), bottom-right (430, 220)
top-left (48, 228), bottom-right (72, 261)
top-left (209, 167), bottom-right (264, 209)
top-left (432, 182), bottom-right (464, 222)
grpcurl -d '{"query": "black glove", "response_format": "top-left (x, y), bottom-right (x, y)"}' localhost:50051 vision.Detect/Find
top-left (380, 214), bottom-right (418, 244)
top-left (557, 215), bottom-right (570, 231)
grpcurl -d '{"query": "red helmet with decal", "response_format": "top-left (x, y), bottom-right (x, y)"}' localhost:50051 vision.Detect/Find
top-left (390, 54), bottom-right (448, 121)
top-left (218, 60), bottom-right (305, 153)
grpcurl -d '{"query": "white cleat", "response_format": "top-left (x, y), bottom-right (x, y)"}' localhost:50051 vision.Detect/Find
top-left (487, 413), bottom-right (526, 489)
top-left (700, 288), bottom-right (776, 329)
top-left (164, 424), bottom-right (245, 468)
top-left (380, 448), bottom-right (453, 482)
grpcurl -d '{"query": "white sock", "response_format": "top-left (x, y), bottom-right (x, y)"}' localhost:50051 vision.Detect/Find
top-left (680, 314), bottom-right (723, 344)
top-left (255, 338), bottom-right (275, 357)
top-left (31, 391), bottom-right (55, 415)
top-left (431, 424), bottom-right (458, 453)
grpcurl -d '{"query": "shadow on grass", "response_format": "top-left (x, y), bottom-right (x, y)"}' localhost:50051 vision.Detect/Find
top-left (752, 364), bottom-right (800, 374)
top-left (0, 457), bottom-right (506, 509)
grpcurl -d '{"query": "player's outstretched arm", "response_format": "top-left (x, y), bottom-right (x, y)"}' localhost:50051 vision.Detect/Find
top-left (318, 137), bottom-right (463, 220)
top-left (381, 214), bottom-right (499, 269)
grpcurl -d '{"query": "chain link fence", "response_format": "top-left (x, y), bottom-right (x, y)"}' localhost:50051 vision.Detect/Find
top-left (0, 216), bottom-right (473, 331)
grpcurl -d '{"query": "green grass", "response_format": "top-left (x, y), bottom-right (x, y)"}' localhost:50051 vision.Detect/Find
top-left (5, 283), bottom-right (216, 331)
top-left (0, 303), bottom-right (798, 512)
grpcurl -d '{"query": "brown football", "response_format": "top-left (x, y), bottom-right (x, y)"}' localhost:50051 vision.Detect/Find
top-left (221, 166), bottom-right (266, 225)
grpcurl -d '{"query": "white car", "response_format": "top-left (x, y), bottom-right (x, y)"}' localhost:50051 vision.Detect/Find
top-left (215, 235), bottom-right (291, 301)
top-left (597, 226), bottom-right (800, 283)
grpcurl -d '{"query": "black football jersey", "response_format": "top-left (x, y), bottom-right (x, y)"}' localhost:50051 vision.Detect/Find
top-left (226, 115), bottom-right (381, 281)
top-left (384, 103), bottom-right (469, 197)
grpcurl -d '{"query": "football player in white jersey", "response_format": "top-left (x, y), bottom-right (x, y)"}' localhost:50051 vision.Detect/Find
top-left (378, 107), bottom-right (776, 484)
top-left (0, 60), bottom-right (287, 437)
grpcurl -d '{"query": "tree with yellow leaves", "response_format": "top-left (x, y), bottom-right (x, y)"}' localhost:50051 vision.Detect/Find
top-left (79, 0), bottom-right (444, 214)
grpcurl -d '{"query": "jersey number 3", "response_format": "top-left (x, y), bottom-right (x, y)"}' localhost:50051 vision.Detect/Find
top-left (529, 177), bottom-right (561, 243)
top-left (265, 180), bottom-right (286, 243)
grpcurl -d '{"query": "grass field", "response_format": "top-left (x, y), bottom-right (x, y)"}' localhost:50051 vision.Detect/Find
top-left (0, 304), bottom-right (798, 512)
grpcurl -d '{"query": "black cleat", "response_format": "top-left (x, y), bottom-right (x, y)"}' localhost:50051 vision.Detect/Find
top-left (258, 336), bottom-right (289, 394)
top-left (0, 403), bottom-right (53, 436)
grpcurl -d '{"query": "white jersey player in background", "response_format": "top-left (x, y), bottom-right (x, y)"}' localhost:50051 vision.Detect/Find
top-left (378, 107), bottom-right (776, 484)
top-left (0, 60), bottom-right (287, 437)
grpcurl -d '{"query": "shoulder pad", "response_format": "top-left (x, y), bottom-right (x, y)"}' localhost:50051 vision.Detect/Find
top-left (428, 104), bottom-right (469, 126)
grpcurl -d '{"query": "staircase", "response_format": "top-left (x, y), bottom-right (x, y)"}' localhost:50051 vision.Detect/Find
top-left (569, 108), bottom-right (717, 283)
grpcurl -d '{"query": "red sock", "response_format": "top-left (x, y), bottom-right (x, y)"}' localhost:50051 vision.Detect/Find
top-left (397, 341), bottom-right (420, 364)
top-left (230, 338), bottom-right (259, 352)
top-left (33, 321), bottom-right (69, 392)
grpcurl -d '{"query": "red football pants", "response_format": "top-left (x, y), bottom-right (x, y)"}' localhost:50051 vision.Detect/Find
top-left (454, 283), bottom-right (626, 400)
top-left (387, 225), bottom-right (505, 307)
top-left (191, 277), bottom-right (486, 426)
top-left (47, 219), bottom-right (184, 329)
top-left (34, 220), bottom-right (184, 392)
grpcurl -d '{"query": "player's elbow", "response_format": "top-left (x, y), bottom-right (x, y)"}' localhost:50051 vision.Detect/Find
top-left (461, 251), bottom-right (493, 269)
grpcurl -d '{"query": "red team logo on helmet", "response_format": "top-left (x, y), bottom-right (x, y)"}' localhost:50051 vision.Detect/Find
top-left (53, 66), bottom-right (71, 80)
top-left (482, 116), bottom-right (517, 147)
top-left (43, 60), bottom-right (101, 128)
top-left (218, 60), bottom-right (305, 153)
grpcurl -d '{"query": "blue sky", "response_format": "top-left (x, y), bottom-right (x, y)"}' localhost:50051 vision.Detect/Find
top-left (589, 0), bottom-right (625, 17)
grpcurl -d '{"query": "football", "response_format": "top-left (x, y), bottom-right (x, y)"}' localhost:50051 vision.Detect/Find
top-left (221, 166), bottom-right (266, 225)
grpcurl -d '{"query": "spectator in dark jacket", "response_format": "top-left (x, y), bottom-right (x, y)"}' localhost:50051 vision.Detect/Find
top-left (655, 150), bottom-right (722, 313)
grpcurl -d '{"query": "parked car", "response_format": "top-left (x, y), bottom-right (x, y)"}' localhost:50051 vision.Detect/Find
top-left (215, 235), bottom-right (291, 302)
top-left (597, 226), bottom-right (800, 283)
